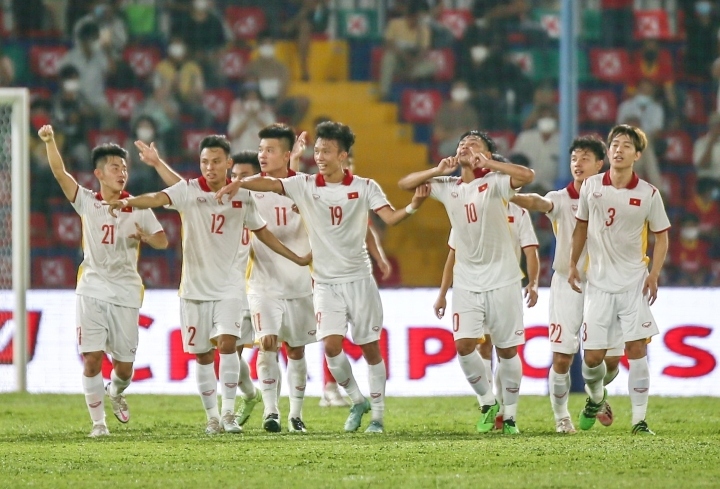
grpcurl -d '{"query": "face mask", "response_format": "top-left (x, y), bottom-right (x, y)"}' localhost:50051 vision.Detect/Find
top-left (168, 43), bottom-right (186, 59)
top-left (244, 100), bottom-right (261, 112)
top-left (696, 1), bottom-right (712, 15)
top-left (94, 5), bottom-right (107, 17)
top-left (63, 79), bottom-right (80, 93)
top-left (711, 187), bottom-right (720, 200)
top-left (258, 44), bottom-right (275, 59)
top-left (136, 127), bottom-right (154, 142)
top-left (635, 94), bottom-right (652, 106)
top-left (451, 87), bottom-right (470, 103)
top-left (537, 117), bottom-right (557, 134)
top-left (193, 0), bottom-right (210, 11)
top-left (681, 227), bottom-right (700, 241)
top-left (470, 46), bottom-right (489, 63)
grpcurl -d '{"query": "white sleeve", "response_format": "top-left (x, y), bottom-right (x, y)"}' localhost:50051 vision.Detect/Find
top-left (648, 188), bottom-right (671, 233)
top-left (279, 175), bottom-right (306, 203)
top-left (517, 208), bottom-right (539, 248)
top-left (493, 173), bottom-right (516, 202)
top-left (367, 179), bottom-right (391, 212)
top-left (70, 186), bottom-right (91, 215)
top-left (243, 193), bottom-right (267, 231)
top-left (576, 181), bottom-right (590, 221)
top-left (544, 191), bottom-right (560, 220)
top-left (447, 229), bottom-right (456, 249)
top-left (140, 208), bottom-right (164, 235)
top-left (163, 180), bottom-right (189, 211)
top-left (693, 137), bottom-right (707, 167)
top-left (429, 176), bottom-right (456, 203)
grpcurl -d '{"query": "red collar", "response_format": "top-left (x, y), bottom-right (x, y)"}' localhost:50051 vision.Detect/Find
top-left (198, 176), bottom-right (231, 192)
top-left (261, 169), bottom-right (297, 177)
top-left (565, 181), bottom-right (580, 199)
top-left (316, 169), bottom-right (353, 187)
top-left (473, 168), bottom-right (491, 178)
top-left (95, 190), bottom-right (130, 200)
top-left (602, 171), bottom-right (639, 189)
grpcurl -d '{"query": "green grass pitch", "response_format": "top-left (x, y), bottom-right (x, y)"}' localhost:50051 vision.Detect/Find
top-left (1, 393), bottom-right (719, 488)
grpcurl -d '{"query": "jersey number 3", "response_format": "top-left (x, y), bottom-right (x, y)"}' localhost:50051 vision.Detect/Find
top-left (605, 207), bottom-right (616, 227)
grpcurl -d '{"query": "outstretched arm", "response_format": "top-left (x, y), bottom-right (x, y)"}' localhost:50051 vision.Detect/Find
top-left (522, 246), bottom-right (539, 307)
top-left (38, 125), bottom-right (79, 202)
top-left (107, 192), bottom-right (171, 217)
top-left (253, 226), bottom-right (311, 266)
top-left (289, 131), bottom-right (307, 172)
top-left (135, 140), bottom-right (182, 186)
top-left (398, 157), bottom-right (458, 191)
top-left (568, 220), bottom-right (588, 293)
top-left (511, 193), bottom-right (553, 213)
top-left (376, 183), bottom-right (430, 226)
top-left (434, 248), bottom-right (455, 319)
top-left (215, 176), bottom-right (284, 203)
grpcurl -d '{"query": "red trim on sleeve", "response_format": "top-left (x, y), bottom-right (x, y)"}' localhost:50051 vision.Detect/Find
top-left (575, 217), bottom-right (588, 222)
top-left (447, 244), bottom-right (455, 250)
top-left (250, 224), bottom-right (267, 233)
top-left (373, 204), bottom-right (392, 213)
top-left (70, 184), bottom-right (79, 203)
top-left (279, 180), bottom-right (287, 196)
top-left (161, 191), bottom-right (173, 206)
top-left (521, 244), bottom-right (539, 249)
top-left (652, 226), bottom-right (671, 234)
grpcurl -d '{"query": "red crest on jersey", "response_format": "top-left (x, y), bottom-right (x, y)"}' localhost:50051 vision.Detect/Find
top-left (232, 201), bottom-right (243, 208)
top-left (478, 183), bottom-right (488, 192)
top-left (629, 198), bottom-right (641, 206)
top-left (348, 192), bottom-right (359, 199)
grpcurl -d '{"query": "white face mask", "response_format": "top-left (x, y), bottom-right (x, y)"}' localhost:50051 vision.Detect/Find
top-left (244, 100), bottom-right (261, 112)
top-left (258, 44), bottom-right (275, 59)
top-left (681, 227), bottom-right (700, 241)
top-left (63, 79), bottom-right (80, 93)
top-left (696, 1), bottom-right (712, 15)
top-left (168, 43), bottom-right (186, 59)
top-left (451, 87), bottom-right (470, 103)
top-left (470, 46), bottom-right (489, 63)
top-left (537, 117), bottom-right (557, 134)
top-left (136, 127), bottom-right (154, 142)
top-left (635, 94), bottom-right (652, 106)
top-left (193, 0), bottom-right (210, 11)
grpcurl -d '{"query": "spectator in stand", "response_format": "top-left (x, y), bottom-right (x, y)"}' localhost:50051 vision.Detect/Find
top-left (60, 19), bottom-right (118, 129)
top-left (29, 99), bottom-right (64, 213)
top-left (51, 65), bottom-right (94, 170)
top-left (511, 104), bottom-right (559, 193)
top-left (470, 0), bottom-right (529, 41)
top-left (631, 40), bottom-right (678, 120)
top-left (244, 33), bottom-right (310, 127)
top-left (520, 81), bottom-right (555, 131)
top-left (616, 79), bottom-right (664, 140)
top-left (12, 0), bottom-right (53, 37)
top-left (131, 78), bottom-right (182, 159)
top-left (170, 0), bottom-right (227, 86)
top-left (154, 37), bottom-right (212, 128)
top-left (379, 1), bottom-right (437, 100)
top-left (672, 214), bottom-right (710, 286)
top-left (693, 112), bottom-right (720, 186)
top-left (227, 86), bottom-right (276, 154)
top-left (600, 0), bottom-right (634, 48)
top-left (432, 81), bottom-right (479, 158)
top-left (682, 0), bottom-right (720, 80)
top-left (0, 42), bottom-right (15, 87)
top-left (620, 113), bottom-right (663, 190)
top-left (124, 116), bottom-right (163, 196)
top-left (280, 0), bottom-right (331, 81)
top-left (685, 177), bottom-right (720, 245)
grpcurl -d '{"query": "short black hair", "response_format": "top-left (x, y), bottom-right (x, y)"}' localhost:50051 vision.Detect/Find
top-left (569, 135), bottom-right (607, 162)
top-left (59, 64), bottom-right (80, 80)
top-left (607, 124), bottom-right (648, 153)
top-left (232, 151), bottom-right (261, 173)
top-left (315, 121), bottom-right (355, 153)
top-left (457, 130), bottom-right (497, 153)
top-left (91, 143), bottom-right (128, 169)
top-left (258, 123), bottom-right (295, 152)
top-left (199, 135), bottom-right (231, 156)
top-left (76, 19), bottom-right (100, 41)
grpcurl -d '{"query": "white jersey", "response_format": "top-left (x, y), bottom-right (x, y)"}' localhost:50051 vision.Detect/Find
top-left (576, 171), bottom-right (671, 293)
top-left (72, 187), bottom-right (163, 308)
top-left (545, 182), bottom-right (588, 280)
top-left (280, 170), bottom-right (390, 284)
top-left (163, 177), bottom-right (266, 300)
top-left (247, 170), bottom-right (312, 299)
top-left (430, 172), bottom-right (522, 293)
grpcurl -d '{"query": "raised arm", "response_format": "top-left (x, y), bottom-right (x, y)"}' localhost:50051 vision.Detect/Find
top-left (568, 220), bottom-right (588, 293)
top-left (135, 140), bottom-right (182, 186)
top-left (38, 125), bottom-right (79, 202)
top-left (215, 176), bottom-right (285, 203)
top-left (398, 157), bottom-right (458, 191)
top-left (511, 193), bottom-right (553, 213)
top-left (289, 131), bottom-right (307, 172)
top-left (472, 151), bottom-right (534, 189)
top-left (376, 183), bottom-right (430, 226)
top-left (106, 192), bottom-right (171, 217)
top-left (522, 246), bottom-right (540, 307)
top-left (366, 223), bottom-right (392, 280)
top-left (644, 230), bottom-right (669, 305)
top-left (434, 247), bottom-right (455, 319)
top-left (254, 226), bottom-right (311, 266)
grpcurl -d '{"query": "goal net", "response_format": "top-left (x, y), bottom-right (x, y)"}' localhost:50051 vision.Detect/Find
top-left (0, 88), bottom-right (29, 393)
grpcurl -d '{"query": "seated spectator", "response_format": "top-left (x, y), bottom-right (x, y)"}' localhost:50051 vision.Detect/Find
top-left (60, 18), bottom-right (118, 129)
top-left (693, 112), bottom-right (720, 185)
top-left (520, 81), bottom-right (555, 130)
top-left (379, 1), bottom-right (437, 100)
top-left (685, 177), bottom-right (720, 244)
top-left (131, 79), bottom-right (182, 159)
top-left (620, 113), bottom-right (663, 189)
top-left (682, 0), bottom-right (720, 80)
top-left (124, 116), bottom-right (163, 195)
top-left (672, 213), bottom-right (711, 286)
top-left (433, 81), bottom-right (479, 158)
top-left (0, 42), bottom-right (15, 87)
top-left (616, 79), bottom-right (664, 140)
top-left (154, 37), bottom-right (212, 128)
top-left (511, 104), bottom-right (559, 192)
top-left (51, 65), bottom-right (93, 170)
top-left (245, 33), bottom-right (310, 126)
top-left (281, 0), bottom-right (330, 81)
top-left (471, 0), bottom-right (529, 39)
top-left (631, 40), bottom-right (677, 120)
top-left (227, 86), bottom-right (276, 153)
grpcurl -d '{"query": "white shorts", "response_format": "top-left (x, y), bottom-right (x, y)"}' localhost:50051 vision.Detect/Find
top-left (582, 277), bottom-right (659, 351)
top-left (234, 311), bottom-right (254, 348)
top-left (179, 298), bottom-right (244, 354)
top-left (76, 295), bottom-right (139, 362)
top-left (248, 294), bottom-right (317, 347)
top-left (314, 277), bottom-right (383, 345)
top-left (451, 282), bottom-right (525, 348)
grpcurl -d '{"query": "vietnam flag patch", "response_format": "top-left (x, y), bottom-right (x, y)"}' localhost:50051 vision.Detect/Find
top-left (121, 206), bottom-right (132, 213)
top-left (478, 183), bottom-right (488, 192)
top-left (508, 216), bottom-right (515, 223)
top-left (348, 192), bottom-right (359, 200)
top-left (232, 201), bottom-right (243, 208)
top-left (629, 198), bottom-right (641, 206)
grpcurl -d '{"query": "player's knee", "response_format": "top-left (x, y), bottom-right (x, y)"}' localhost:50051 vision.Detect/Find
top-left (323, 336), bottom-right (343, 357)
top-left (82, 352), bottom-right (103, 376)
top-left (113, 362), bottom-right (133, 380)
top-left (195, 351), bottom-right (215, 365)
top-left (495, 346), bottom-right (518, 360)
top-left (286, 344), bottom-right (304, 360)
top-left (604, 355), bottom-right (621, 372)
top-left (478, 342), bottom-right (493, 360)
top-left (552, 353), bottom-right (573, 373)
top-left (583, 351), bottom-right (604, 368)
top-left (624, 340), bottom-right (647, 359)
top-left (455, 339), bottom-right (476, 356)
top-left (260, 335), bottom-right (278, 352)
top-left (360, 341), bottom-right (382, 364)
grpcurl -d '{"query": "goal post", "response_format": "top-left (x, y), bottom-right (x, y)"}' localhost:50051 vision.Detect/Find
top-left (0, 88), bottom-right (30, 392)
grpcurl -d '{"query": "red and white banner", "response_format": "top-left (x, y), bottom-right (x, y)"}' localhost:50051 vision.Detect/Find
top-left (0, 289), bottom-right (718, 396)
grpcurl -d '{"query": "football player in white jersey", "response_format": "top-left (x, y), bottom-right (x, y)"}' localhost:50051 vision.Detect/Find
top-left (216, 121), bottom-right (429, 434)
top-left (39, 125), bottom-right (168, 438)
top-left (107, 135), bottom-right (311, 435)
top-left (434, 200), bottom-right (539, 431)
top-left (569, 125), bottom-right (670, 435)
top-left (511, 136), bottom-right (623, 434)
top-left (399, 130), bottom-right (534, 434)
